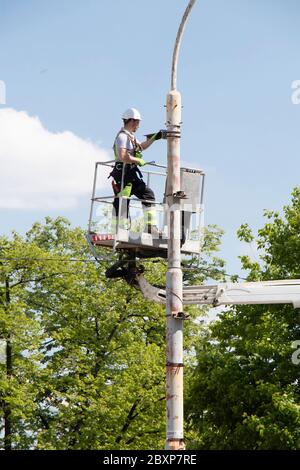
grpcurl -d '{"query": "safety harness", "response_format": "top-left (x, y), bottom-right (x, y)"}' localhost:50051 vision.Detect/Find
top-left (109, 129), bottom-right (143, 195)
top-left (113, 128), bottom-right (142, 161)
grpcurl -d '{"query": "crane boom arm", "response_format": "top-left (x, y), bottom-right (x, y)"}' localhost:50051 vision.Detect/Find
top-left (137, 276), bottom-right (300, 309)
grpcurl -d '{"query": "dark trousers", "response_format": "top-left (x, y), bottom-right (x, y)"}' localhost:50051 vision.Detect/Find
top-left (111, 164), bottom-right (156, 223)
top-left (113, 180), bottom-right (156, 218)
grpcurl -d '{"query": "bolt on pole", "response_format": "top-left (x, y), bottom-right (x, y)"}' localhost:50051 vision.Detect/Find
top-left (165, 0), bottom-right (196, 451)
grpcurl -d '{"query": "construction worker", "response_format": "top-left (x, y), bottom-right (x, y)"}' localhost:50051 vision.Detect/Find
top-left (111, 108), bottom-right (163, 237)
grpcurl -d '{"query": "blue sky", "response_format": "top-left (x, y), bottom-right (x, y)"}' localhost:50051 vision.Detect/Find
top-left (1, 0), bottom-right (300, 277)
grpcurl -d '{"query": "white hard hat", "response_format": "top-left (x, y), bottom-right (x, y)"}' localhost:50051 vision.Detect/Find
top-left (122, 108), bottom-right (142, 121)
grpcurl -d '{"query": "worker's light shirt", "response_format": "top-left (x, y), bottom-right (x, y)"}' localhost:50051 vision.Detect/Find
top-left (115, 129), bottom-right (140, 160)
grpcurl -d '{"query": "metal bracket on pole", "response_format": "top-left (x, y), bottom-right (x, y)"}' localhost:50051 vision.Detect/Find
top-left (174, 191), bottom-right (187, 199)
top-left (165, 130), bottom-right (181, 138)
top-left (164, 191), bottom-right (187, 199)
top-left (170, 311), bottom-right (190, 320)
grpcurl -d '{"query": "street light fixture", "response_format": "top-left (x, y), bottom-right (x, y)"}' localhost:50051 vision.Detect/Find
top-left (165, 0), bottom-right (197, 451)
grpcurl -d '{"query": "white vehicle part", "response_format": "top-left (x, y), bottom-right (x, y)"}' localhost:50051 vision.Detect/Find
top-left (137, 277), bottom-right (300, 309)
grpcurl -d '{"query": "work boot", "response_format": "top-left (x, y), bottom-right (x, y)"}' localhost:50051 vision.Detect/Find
top-left (146, 224), bottom-right (163, 238)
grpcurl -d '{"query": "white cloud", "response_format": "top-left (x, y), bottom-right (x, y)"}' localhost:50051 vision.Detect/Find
top-left (0, 108), bottom-right (112, 209)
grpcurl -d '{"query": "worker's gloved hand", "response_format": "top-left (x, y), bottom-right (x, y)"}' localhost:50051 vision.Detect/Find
top-left (154, 130), bottom-right (163, 140)
top-left (145, 131), bottom-right (163, 141)
top-left (137, 158), bottom-right (146, 167)
top-left (135, 150), bottom-right (143, 159)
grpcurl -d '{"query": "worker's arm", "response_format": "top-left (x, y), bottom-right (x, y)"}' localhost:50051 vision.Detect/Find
top-left (140, 131), bottom-right (163, 150)
top-left (140, 138), bottom-right (155, 151)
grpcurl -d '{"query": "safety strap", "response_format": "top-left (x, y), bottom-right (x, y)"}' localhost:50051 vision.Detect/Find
top-left (113, 128), bottom-right (142, 161)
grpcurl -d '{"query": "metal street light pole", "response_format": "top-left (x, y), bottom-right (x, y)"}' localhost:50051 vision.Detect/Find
top-left (165, 0), bottom-right (197, 451)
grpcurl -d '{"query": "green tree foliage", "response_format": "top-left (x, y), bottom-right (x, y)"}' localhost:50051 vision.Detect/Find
top-left (0, 233), bottom-right (55, 449)
top-left (0, 216), bottom-right (224, 449)
top-left (186, 189), bottom-right (300, 449)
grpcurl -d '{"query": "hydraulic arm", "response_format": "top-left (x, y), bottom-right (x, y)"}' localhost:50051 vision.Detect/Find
top-left (137, 276), bottom-right (300, 309)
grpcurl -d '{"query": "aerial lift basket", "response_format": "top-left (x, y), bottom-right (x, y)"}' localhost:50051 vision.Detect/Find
top-left (86, 160), bottom-right (205, 261)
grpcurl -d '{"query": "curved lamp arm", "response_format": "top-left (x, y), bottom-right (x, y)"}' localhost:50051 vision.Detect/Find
top-left (171, 0), bottom-right (197, 90)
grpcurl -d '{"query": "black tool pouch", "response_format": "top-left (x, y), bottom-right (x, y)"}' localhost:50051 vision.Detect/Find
top-left (109, 162), bottom-right (125, 183)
